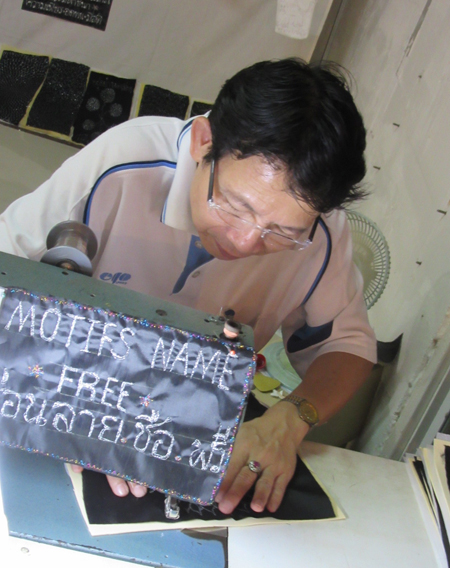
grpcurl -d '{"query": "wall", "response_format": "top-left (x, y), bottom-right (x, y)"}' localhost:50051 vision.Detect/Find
top-left (0, 0), bottom-right (334, 105)
top-left (326, 0), bottom-right (450, 457)
top-left (0, 126), bottom-right (77, 213)
top-left (0, 0), bottom-right (335, 209)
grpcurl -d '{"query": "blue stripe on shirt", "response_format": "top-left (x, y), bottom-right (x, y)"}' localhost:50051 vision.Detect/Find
top-left (172, 236), bottom-right (214, 294)
top-left (83, 161), bottom-right (177, 225)
top-left (301, 218), bottom-right (332, 306)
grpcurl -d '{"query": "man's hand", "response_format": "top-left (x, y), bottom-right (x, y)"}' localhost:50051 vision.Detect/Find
top-left (70, 465), bottom-right (148, 497)
top-left (215, 352), bottom-right (373, 514)
top-left (214, 401), bottom-right (309, 514)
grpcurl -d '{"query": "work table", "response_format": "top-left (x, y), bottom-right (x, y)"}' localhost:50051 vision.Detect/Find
top-left (0, 440), bottom-right (443, 567)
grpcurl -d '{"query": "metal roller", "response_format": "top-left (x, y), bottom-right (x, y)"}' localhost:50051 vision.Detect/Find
top-left (222, 319), bottom-right (242, 341)
top-left (40, 220), bottom-right (98, 276)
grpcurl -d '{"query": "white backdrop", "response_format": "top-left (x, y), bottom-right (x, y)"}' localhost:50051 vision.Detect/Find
top-left (0, 0), bottom-right (334, 106)
top-left (326, 0), bottom-right (450, 459)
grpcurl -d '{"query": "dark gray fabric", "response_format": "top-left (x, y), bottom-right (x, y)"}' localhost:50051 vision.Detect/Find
top-left (0, 287), bottom-right (254, 504)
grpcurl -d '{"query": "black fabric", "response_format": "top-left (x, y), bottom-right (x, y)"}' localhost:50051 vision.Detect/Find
top-left (82, 452), bottom-right (335, 525)
top-left (437, 496), bottom-right (450, 566)
top-left (0, 50), bottom-right (49, 125)
top-left (26, 58), bottom-right (89, 135)
top-left (432, 450), bottom-right (450, 564)
top-left (445, 445), bottom-right (450, 492)
top-left (190, 101), bottom-right (213, 117)
top-left (287, 321), bottom-right (333, 353)
top-left (21, 0), bottom-right (113, 31)
top-left (72, 71), bottom-right (136, 145)
top-left (412, 457), bottom-right (434, 516)
top-left (138, 84), bottom-right (189, 120)
top-left (82, 392), bottom-right (336, 525)
top-left (243, 392), bottom-right (266, 422)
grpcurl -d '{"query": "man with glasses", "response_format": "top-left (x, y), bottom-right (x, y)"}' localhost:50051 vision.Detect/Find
top-left (0, 58), bottom-right (377, 514)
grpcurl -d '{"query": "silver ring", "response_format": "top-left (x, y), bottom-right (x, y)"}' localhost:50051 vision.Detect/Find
top-left (247, 460), bottom-right (262, 474)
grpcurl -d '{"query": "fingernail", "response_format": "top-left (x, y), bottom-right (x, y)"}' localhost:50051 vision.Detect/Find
top-left (133, 485), bottom-right (148, 498)
top-left (115, 483), bottom-right (129, 497)
top-left (218, 501), bottom-right (233, 515)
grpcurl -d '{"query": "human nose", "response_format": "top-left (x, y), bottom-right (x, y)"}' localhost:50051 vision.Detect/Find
top-left (226, 225), bottom-right (264, 253)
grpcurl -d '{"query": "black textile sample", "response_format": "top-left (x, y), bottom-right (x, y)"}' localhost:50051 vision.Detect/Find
top-left (26, 58), bottom-right (89, 136)
top-left (72, 71), bottom-right (136, 145)
top-left (445, 446), bottom-right (450, 491)
top-left (82, 454), bottom-right (335, 525)
top-left (138, 84), bottom-right (189, 120)
top-left (81, 394), bottom-right (335, 526)
top-left (190, 101), bottom-right (213, 117)
top-left (21, 0), bottom-right (112, 31)
top-left (0, 50), bottom-right (49, 125)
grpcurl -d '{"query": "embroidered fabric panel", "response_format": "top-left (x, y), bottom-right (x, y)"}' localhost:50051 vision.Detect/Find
top-left (190, 101), bottom-right (213, 117)
top-left (72, 71), bottom-right (136, 145)
top-left (138, 84), bottom-right (189, 120)
top-left (0, 46), bottom-right (213, 147)
top-left (26, 58), bottom-right (90, 135)
top-left (21, 0), bottom-right (113, 31)
top-left (0, 50), bottom-right (49, 125)
top-left (0, 288), bottom-right (254, 505)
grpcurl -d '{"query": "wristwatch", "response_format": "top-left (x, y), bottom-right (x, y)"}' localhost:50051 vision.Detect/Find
top-left (279, 394), bottom-right (319, 427)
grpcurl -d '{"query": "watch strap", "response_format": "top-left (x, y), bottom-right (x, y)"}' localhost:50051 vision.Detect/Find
top-left (279, 394), bottom-right (319, 427)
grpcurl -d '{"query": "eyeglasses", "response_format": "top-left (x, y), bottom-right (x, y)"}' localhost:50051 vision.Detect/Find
top-left (207, 159), bottom-right (318, 251)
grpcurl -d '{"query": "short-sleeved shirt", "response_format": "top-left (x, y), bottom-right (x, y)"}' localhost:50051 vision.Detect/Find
top-left (0, 116), bottom-right (377, 378)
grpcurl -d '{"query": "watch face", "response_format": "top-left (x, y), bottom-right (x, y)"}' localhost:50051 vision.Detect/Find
top-left (299, 400), bottom-right (319, 425)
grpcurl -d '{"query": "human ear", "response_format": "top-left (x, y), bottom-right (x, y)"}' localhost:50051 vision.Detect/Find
top-left (190, 117), bottom-right (212, 163)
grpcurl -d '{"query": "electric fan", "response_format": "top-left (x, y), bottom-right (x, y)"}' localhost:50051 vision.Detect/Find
top-left (346, 210), bottom-right (390, 309)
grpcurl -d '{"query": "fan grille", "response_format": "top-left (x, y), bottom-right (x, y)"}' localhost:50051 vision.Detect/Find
top-left (346, 211), bottom-right (390, 309)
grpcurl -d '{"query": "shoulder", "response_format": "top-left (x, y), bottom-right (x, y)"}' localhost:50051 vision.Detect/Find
top-left (105, 115), bottom-right (188, 140)
top-left (319, 209), bottom-right (349, 237)
top-left (73, 116), bottom-right (193, 170)
top-left (305, 210), bottom-right (356, 295)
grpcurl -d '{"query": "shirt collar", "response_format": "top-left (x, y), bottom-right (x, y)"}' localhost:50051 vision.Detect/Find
top-left (161, 118), bottom-right (198, 235)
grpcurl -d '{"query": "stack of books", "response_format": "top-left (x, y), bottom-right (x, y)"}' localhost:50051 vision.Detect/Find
top-left (405, 433), bottom-right (450, 567)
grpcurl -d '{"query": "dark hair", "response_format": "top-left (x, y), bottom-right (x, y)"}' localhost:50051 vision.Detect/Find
top-left (204, 58), bottom-right (367, 213)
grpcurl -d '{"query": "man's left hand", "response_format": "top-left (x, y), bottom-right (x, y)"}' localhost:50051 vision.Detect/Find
top-left (214, 401), bottom-right (309, 514)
